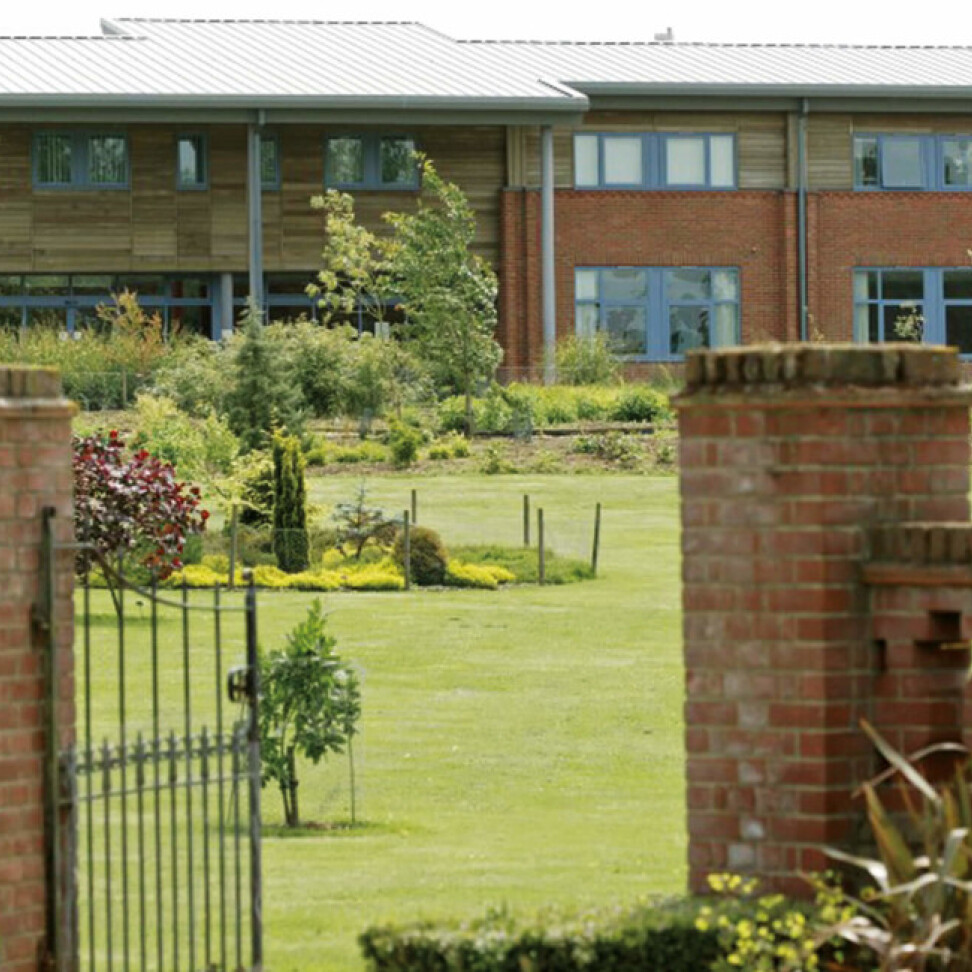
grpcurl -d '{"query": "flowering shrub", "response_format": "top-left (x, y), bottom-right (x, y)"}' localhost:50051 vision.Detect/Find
top-left (73, 430), bottom-right (209, 579)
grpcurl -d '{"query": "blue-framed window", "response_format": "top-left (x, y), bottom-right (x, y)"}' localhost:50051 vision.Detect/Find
top-left (0, 273), bottom-right (216, 338)
top-left (177, 134), bottom-right (208, 190)
top-left (574, 266), bottom-right (740, 360)
top-left (573, 133), bottom-right (736, 190)
top-left (260, 134), bottom-right (281, 190)
top-left (33, 132), bottom-right (129, 189)
top-left (853, 267), bottom-right (972, 355)
top-left (324, 134), bottom-right (418, 189)
top-left (853, 134), bottom-right (972, 190)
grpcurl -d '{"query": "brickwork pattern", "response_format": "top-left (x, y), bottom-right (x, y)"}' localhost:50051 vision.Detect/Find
top-left (0, 368), bottom-right (75, 972)
top-left (677, 345), bottom-right (972, 896)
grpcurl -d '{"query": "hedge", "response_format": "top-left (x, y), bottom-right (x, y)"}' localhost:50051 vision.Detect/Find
top-left (359, 899), bottom-right (725, 972)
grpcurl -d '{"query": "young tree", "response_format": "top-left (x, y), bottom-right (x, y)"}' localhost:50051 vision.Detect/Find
top-left (383, 157), bottom-right (503, 433)
top-left (331, 483), bottom-right (396, 560)
top-left (307, 190), bottom-right (394, 335)
top-left (272, 433), bottom-right (310, 573)
top-left (73, 430), bottom-right (209, 608)
top-left (259, 600), bottom-right (360, 828)
top-left (225, 300), bottom-right (303, 451)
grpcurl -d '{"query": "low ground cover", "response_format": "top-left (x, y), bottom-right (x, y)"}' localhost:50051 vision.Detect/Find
top-left (79, 474), bottom-right (685, 970)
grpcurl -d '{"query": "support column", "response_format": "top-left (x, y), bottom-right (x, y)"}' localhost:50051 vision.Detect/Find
top-left (218, 271), bottom-right (235, 340)
top-left (247, 123), bottom-right (264, 311)
top-left (540, 125), bottom-right (556, 384)
top-left (0, 368), bottom-right (75, 972)
top-left (677, 344), bottom-right (972, 897)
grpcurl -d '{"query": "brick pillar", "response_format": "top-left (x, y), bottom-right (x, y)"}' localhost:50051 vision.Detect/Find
top-left (676, 344), bottom-right (972, 896)
top-left (0, 368), bottom-right (75, 971)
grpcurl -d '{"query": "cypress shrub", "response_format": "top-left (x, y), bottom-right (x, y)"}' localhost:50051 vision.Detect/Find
top-left (272, 434), bottom-right (310, 573)
top-left (393, 526), bottom-right (448, 586)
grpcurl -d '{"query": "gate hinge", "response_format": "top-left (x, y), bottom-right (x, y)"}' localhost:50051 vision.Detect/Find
top-left (227, 665), bottom-right (255, 704)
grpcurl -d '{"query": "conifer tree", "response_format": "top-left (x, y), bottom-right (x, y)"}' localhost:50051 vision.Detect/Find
top-left (272, 433), bottom-right (310, 572)
top-left (226, 300), bottom-right (303, 451)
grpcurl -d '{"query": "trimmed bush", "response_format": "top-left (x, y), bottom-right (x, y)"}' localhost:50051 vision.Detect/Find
top-left (359, 899), bottom-right (724, 972)
top-left (394, 526), bottom-right (448, 586)
top-left (444, 560), bottom-right (499, 589)
top-left (609, 386), bottom-right (670, 424)
top-left (451, 545), bottom-right (594, 586)
top-left (388, 421), bottom-right (422, 468)
top-left (341, 564), bottom-right (406, 591)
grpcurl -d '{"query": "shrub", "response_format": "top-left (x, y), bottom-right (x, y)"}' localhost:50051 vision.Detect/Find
top-left (480, 443), bottom-right (517, 475)
top-left (359, 899), bottom-right (724, 972)
top-left (130, 393), bottom-right (240, 482)
top-left (572, 432), bottom-right (643, 468)
top-left (266, 321), bottom-right (354, 418)
top-left (394, 525), bottom-right (448, 586)
top-left (610, 385), bottom-right (671, 424)
top-left (341, 564), bottom-right (406, 591)
top-left (555, 332), bottom-right (622, 386)
top-left (202, 554), bottom-right (230, 573)
top-left (151, 337), bottom-right (235, 417)
top-left (272, 434), bottom-right (310, 573)
top-left (167, 564), bottom-right (225, 588)
top-left (333, 485), bottom-right (397, 559)
top-left (388, 421), bottom-right (422, 468)
top-left (451, 545), bottom-right (594, 586)
top-left (444, 561), bottom-right (501, 589)
top-left (237, 454), bottom-right (275, 528)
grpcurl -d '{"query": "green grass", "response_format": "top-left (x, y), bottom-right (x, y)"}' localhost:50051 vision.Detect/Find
top-left (79, 474), bottom-right (685, 971)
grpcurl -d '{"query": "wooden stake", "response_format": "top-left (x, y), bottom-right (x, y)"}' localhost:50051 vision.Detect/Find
top-left (523, 494), bottom-right (530, 547)
top-left (228, 503), bottom-right (239, 591)
top-left (411, 488), bottom-right (418, 525)
top-left (538, 508), bottom-right (545, 586)
top-left (403, 511), bottom-right (411, 591)
top-left (591, 502), bottom-right (602, 577)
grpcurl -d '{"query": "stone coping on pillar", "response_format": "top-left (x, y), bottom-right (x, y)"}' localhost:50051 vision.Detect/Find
top-left (0, 365), bottom-right (75, 415)
top-left (676, 344), bottom-right (972, 407)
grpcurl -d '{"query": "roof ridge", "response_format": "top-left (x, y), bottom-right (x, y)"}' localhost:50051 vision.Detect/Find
top-left (0, 34), bottom-right (140, 41)
top-left (112, 18), bottom-right (424, 25)
top-left (461, 38), bottom-right (972, 51)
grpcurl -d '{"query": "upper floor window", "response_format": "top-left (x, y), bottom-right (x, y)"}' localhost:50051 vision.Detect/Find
top-left (324, 134), bottom-right (418, 189)
top-left (573, 133), bottom-right (736, 190)
top-left (177, 134), bottom-right (207, 190)
top-left (33, 132), bottom-right (129, 189)
top-left (854, 134), bottom-right (972, 190)
top-left (260, 134), bottom-right (281, 190)
top-left (575, 266), bottom-right (740, 360)
top-left (853, 267), bottom-right (972, 355)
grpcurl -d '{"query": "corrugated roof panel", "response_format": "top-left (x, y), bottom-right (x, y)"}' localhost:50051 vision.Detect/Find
top-left (0, 20), bottom-right (583, 108)
top-left (465, 39), bottom-right (972, 92)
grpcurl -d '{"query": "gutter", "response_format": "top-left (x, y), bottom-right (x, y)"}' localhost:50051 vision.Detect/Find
top-left (798, 98), bottom-right (809, 343)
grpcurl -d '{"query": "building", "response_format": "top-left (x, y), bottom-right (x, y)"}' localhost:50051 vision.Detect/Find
top-left (4, 19), bottom-right (972, 377)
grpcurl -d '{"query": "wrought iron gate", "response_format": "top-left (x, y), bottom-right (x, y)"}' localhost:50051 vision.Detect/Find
top-left (42, 510), bottom-right (263, 971)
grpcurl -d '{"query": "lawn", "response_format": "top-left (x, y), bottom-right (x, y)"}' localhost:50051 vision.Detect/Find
top-left (78, 473), bottom-right (685, 971)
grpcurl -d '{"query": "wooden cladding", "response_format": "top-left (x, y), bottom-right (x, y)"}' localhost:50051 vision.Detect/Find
top-left (510, 112), bottom-right (788, 190)
top-left (0, 123), bottom-right (506, 273)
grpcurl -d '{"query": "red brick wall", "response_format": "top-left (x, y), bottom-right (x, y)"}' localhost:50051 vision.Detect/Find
top-left (811, 193), bottom-right (972, 341)
top-left (497, 189), bottom-right (972, 377)
top-left (0, 369), bottom-right (75, 972)
top-left (499, 189), bottom-right (798, 378)
top-left (677, 345), bottom-right (972, 896)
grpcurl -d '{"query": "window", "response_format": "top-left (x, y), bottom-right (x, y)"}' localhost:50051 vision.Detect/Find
top-left (324, 134), bottom-right (418, 189)
top-left (33, 132), bottom-right (129, 189)
top-left (0, 274), bottom-right (217, 338)
top-left (177, 134), bottom-right (207, 189)
top-left (853, 267), bottom-right (972, 354)
top-left (260, 135), bottom-right (281, 190)
top-left (853, 134), bottom-right (972, 190)
top-left (573, 133), bottom-right (736, 190)
top-left (575, 266), bottom-right (740, 360)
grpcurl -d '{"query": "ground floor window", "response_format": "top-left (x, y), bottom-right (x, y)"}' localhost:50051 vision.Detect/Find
top-left (574, 266), bottom-right (740, 360)
top-left (0, 273), bottom-right (215, 338)
top-left (853, 268), bottom-right (972, 354)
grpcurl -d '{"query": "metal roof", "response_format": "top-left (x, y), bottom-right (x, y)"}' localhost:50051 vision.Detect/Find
top-left (2, 21), bottom-right (972, 109)
top-left (465, 40), bottom-right (972, 98)
top-left (0, 19), bottom-right (584, 111)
